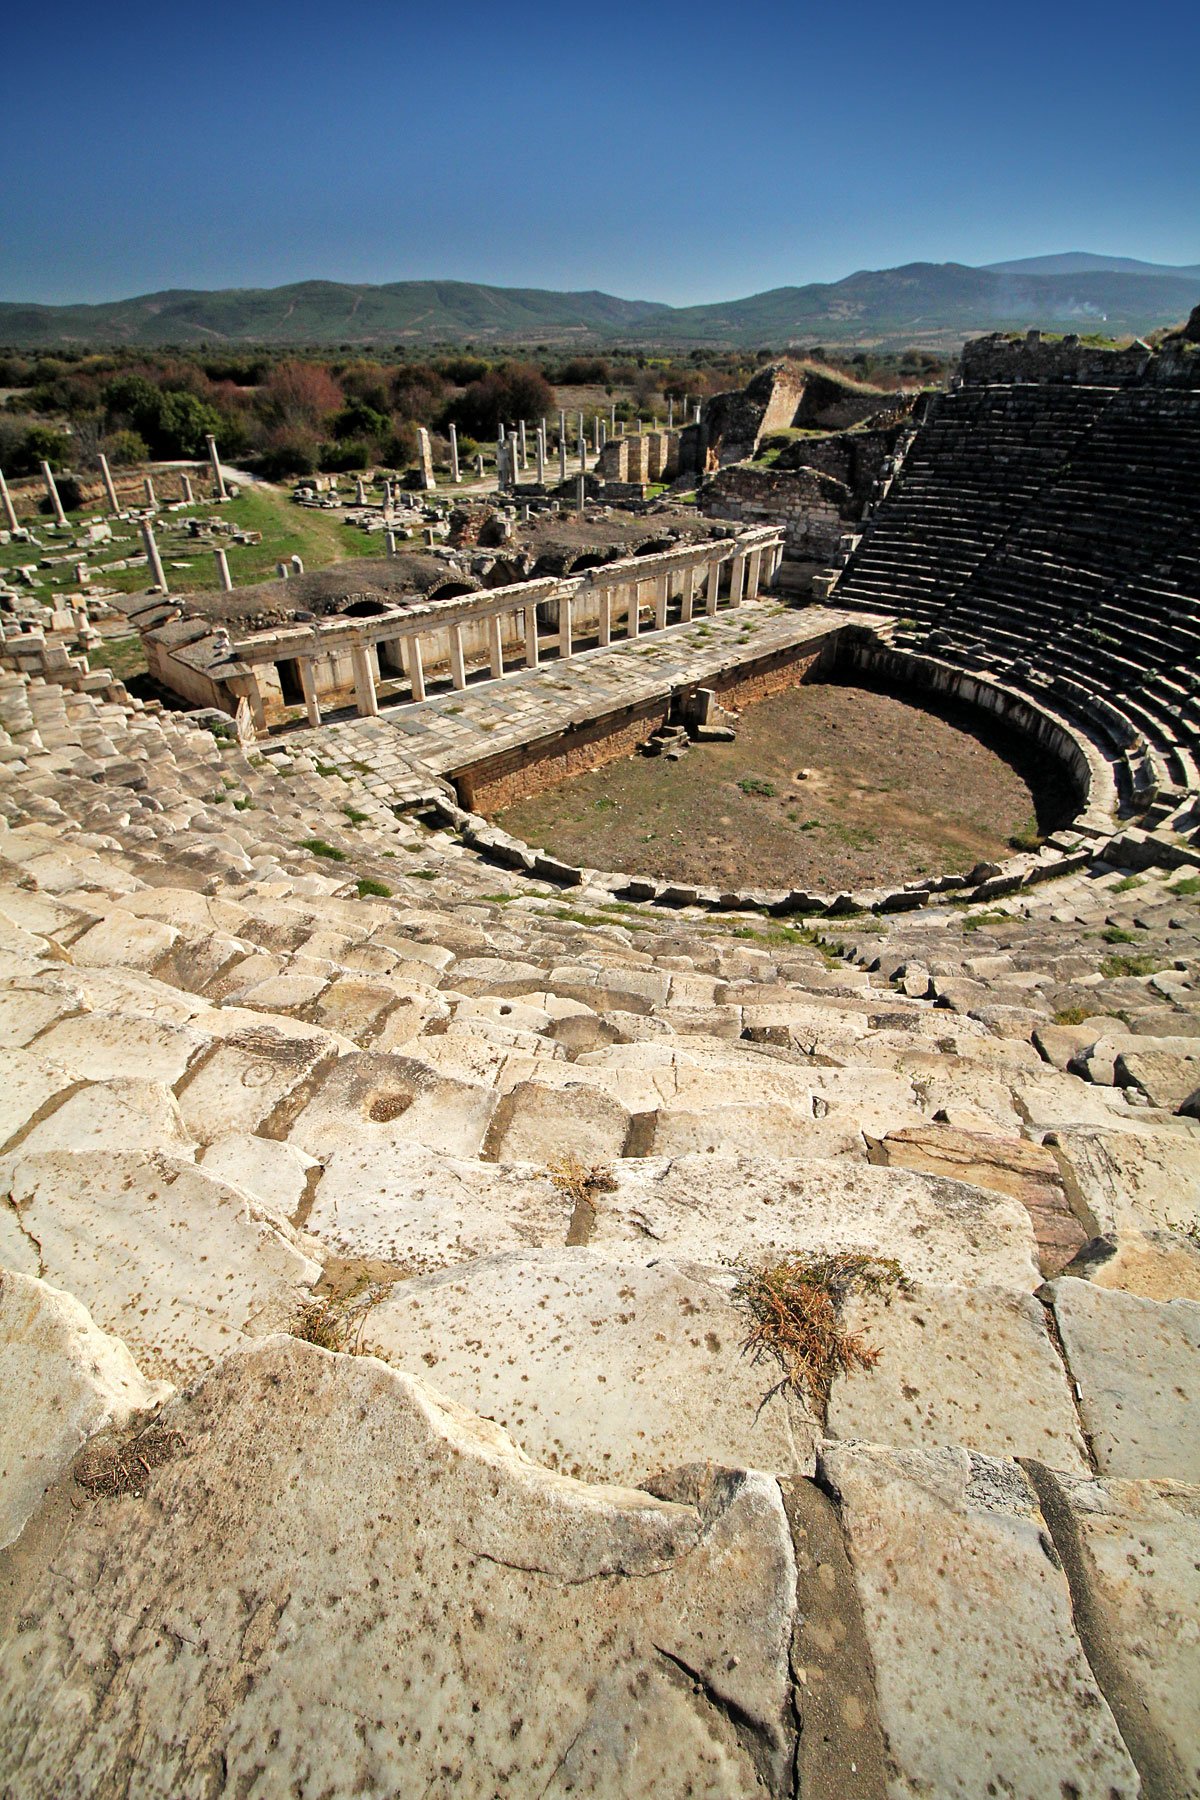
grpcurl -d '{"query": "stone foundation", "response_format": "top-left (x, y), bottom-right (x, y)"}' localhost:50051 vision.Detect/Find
top-left (455, 696), bottom-right (670, 812)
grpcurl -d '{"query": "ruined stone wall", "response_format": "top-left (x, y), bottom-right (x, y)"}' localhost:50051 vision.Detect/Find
top-left (455, 696), bottom-right (670, 812)
top-left (772, 425), bottom-right (905, 508)
top-left (958, 333), bottom-right (1153, 388)
top-left (708, 644), bottom-right (827, 708)
top-left (697, 465), bottom-right (848, 559)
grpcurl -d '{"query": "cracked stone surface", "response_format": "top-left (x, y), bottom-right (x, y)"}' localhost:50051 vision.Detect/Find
top-left (366, 1246), bottom-right (819, 1485)
top-left (0, 1338), bottom-right (799, 1798)
top-left (0, 1268), bottom-right (172, 1549)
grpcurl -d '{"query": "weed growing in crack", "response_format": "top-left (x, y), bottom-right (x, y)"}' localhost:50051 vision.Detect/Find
top-left (732, 1251), bottom-right (909, 1410)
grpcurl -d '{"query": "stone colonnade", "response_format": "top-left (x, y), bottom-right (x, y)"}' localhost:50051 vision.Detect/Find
top-left (228, 527), bottom-right (784, 732)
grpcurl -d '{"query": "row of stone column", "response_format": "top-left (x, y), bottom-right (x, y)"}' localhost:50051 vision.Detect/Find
top-left (281, 536), bottom-right (782, 727)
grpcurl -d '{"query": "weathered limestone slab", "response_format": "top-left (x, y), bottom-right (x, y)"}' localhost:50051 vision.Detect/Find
top-left (307, 1144), bottom-right (566, 1271)
top-left (588, 1156), bottom-right (1042, 1290)
top-left (0, 1268), bottom-right (172, 1549)
top-left (287, 1052), bottom-right (497, 1160)
top-left (1030, 1466), bottom-right (1200, 1799)
top-left (367, 1248), bottom-right (818, 1484)
top-left (0, 1049), bottom-right (74, 1151)
top-left (15, 1077), bottom-right (194, 1159)
top-left (1049, 1124), bottom-right (1200, 1299)
top-left (1051, 1277), bottom-right (1200, 1481)
top-left (1117, 1045), bottom-right (1200, 1112)
top-left (826, 1283), bottom-right (1089, 1470)
top-left (483, 1078), bottom-right (632, 1162)
top-left (876, 1124), bottom-right (1087, 1276)
top-left (820, 1442), bottom-right (1140, 1798)
top-left (30, 1011), bottom-right (206, 1086)
top-left (0, 1340), bottom-right (799, 1797)
top-left (175, 1023), bottom-right (334, 1144)
top-left (650, 1102), bottom-right (863, 1159)
top-left (0, 987), bottom-right (77, 1048)
top-left (199, 1133), bottom-right (320, 1229)
top-left (0, 1152), bottom-right (320, 1380)
top-left (67, 909), bottom-right (180, 971)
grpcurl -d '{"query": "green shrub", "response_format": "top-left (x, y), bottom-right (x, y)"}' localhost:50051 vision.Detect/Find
top-left (356, 877), bottom-right (392, 898)
top-left (298, 837), bottom-right (347, 861)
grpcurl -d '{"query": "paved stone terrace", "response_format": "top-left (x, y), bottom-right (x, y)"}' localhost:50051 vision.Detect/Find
top-left (284, 599), bottom-right (870, 806)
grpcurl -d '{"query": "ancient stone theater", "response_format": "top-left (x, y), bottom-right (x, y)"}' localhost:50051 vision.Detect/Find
top-left (1, 321), bottom-right (1199, 1798)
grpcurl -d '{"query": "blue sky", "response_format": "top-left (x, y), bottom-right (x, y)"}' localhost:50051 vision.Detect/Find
top-left (3, 0), bottom-right (1195, 304)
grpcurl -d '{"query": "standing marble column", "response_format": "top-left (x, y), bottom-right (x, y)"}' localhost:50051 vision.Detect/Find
top-left (180, 472), bottom-right (194, 505)
top-left (408, 636), bottom-right (427, 703)
top-left (536, 426), bottom-right (546, 485)
top-left (97, 454), bottom-right (120, 515)
top-left (141, 519), bottom-right (168, 592)
top-left (40, 461), bottom-right (67, 527)
top-left (0, 468), bottom-right (20, 532)
top-left (519, 419), bottom-right (528, 470)
top-left (298, 659), bottom-right (323, 728)
top-left (143, 475), bottom-right (157, 510)
top-left (449, 424), bottom-right (461, 484)
top-left (206, 434), bottom-right (228, 501)
top-left (487, 614), bottom-right (504, 678)
top-left (559, 433), bottom-right (567, 484)
top-left (448, 625), bottom-right (467, 691)
top-left (214, 547), bottom-right (233, 592)
top-left (351, 642), bottom-right (379, 717)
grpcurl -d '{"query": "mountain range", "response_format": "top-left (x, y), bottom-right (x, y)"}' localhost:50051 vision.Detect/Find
top-left (2, 257), bottom-right (1196, 352)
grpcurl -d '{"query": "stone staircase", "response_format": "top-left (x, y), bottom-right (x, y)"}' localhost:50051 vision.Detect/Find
top-left (1, 662), bottom-right (1198, 1797)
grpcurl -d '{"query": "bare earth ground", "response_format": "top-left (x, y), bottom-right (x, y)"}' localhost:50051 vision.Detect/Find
top-left (496, 678), bottom-right (1073, 890)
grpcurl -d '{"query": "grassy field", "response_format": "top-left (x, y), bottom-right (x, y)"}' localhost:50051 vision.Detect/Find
top-left (496, 678), bottom-right (1074, 891)
top-left (0, 479), bottom-right (391, 616)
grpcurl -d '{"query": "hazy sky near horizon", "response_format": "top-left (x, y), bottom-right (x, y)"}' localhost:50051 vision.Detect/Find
top-left (4, 0), bottom-right (1195, 305)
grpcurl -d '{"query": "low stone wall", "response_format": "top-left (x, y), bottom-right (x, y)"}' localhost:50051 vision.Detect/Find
top-left (454, 695), bottom-right (669, 813)
top-left (836, 636), bottom-right (1100, 821)
top-left (708, 644), bottom-right (827, 709)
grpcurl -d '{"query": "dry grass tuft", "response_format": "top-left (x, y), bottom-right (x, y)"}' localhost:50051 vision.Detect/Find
top-left (292, 1295), bottom-right (373, 1355)
top-left (549, 1155), bottom-right (617, 1246)
top-left (75, 1420), bottom-right (184, 1501)
top-left (733, 1251), bottom-right (909, 1410)
top-left (549, 1155), bottom-right (618, 1209)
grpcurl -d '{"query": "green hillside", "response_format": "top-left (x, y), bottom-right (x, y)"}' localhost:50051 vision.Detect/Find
top-left (1, 262), bottom-right (1196, 351)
